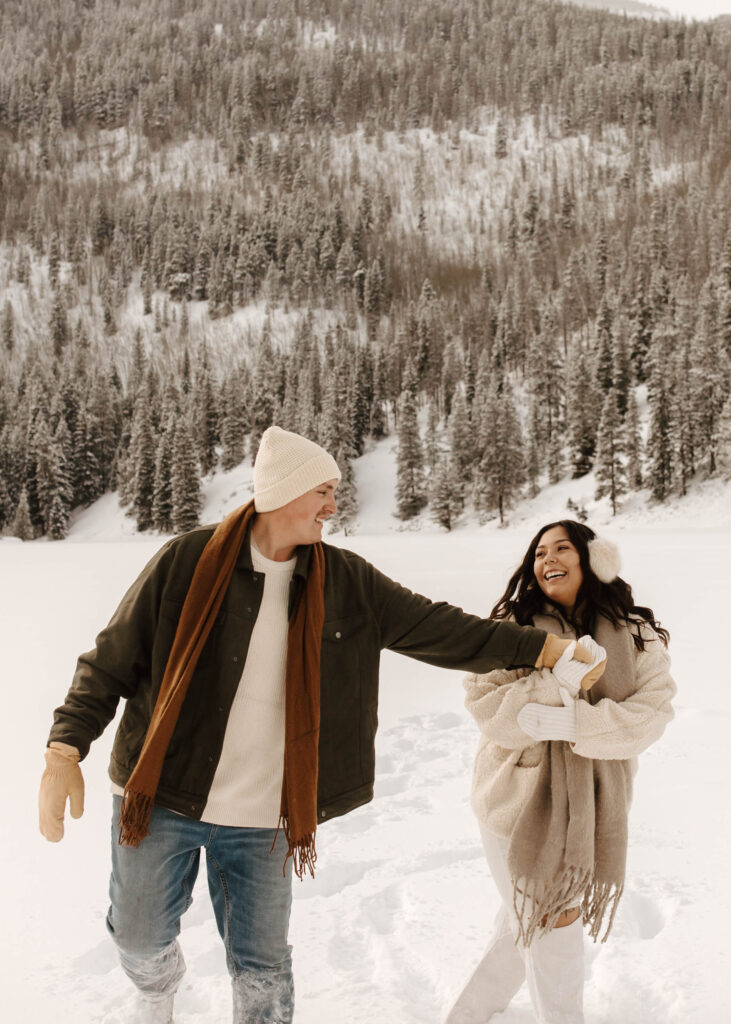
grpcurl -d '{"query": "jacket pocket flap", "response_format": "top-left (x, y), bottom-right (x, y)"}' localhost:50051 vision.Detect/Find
top-left (322, 614), bottom-right (368, 642)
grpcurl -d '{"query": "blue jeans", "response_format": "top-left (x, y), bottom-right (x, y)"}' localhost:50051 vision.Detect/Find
top-left (106, 797), bottom-right (294, 1023)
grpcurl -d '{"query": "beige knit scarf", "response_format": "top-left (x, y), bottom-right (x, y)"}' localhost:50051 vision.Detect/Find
top-left (507, 610), bottom-right (637, 945)
top-left (118, 499), bottom-right (326, 879)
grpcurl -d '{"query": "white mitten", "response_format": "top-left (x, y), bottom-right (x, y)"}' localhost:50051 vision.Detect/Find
top-left (552, 636), bottom-right (607, 695)
top-left (517, 688), bottom-right (578, 743)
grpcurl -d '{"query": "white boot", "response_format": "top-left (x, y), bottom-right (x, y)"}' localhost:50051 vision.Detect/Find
top-left (444, 906), bottom-right (525, 1023)
top-left (134, 992), bottom-right (175, 1024)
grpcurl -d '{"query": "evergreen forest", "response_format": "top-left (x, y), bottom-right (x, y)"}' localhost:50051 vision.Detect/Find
top-left (1, 0), bottom-right (730, 539)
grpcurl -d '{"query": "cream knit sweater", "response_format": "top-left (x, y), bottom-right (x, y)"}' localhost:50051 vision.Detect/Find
top-left (465, 621), bottom-right (676, 839)
top-left (200, 541), bottom-right (296, 827)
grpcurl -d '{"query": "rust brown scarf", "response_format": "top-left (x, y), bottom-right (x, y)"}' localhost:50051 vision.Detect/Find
top-left (118, 499), bottom-right (326, 878)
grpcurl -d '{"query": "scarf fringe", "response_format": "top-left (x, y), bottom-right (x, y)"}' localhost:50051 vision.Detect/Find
top-left (118, 790), bottom-right (155, 848)
top-left (289, 835), bottom-right (317, 880)
top-left (582, 880), bottom-right (624, 943)
top-left (513, 869), bottom-right (623, 947)
top-left (277, 815), bottom-right (317, 881)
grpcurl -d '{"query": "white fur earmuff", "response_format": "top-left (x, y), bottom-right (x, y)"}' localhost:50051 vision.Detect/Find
top-left (587, 536), bottom-right (621, 583)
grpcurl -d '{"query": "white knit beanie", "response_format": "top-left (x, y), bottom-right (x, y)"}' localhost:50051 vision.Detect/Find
top-left (253, 426), bottom-right (341, 512)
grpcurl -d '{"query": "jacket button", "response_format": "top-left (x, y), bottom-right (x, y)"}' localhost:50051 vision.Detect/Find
top-left (190, 805), bottom-right (196, 811)
top-left (233, 656), bottom-right (238, 662)
top-left (319, 809), bottom-right (327, 819)
top-left (218, 706), bottom-right (224, 712)
top-left (208, 756), bottom-right (214, 763)
top-left (252, 574), bottom-right (258, 582)
top-left (335, 631), bottom-right (342, 639)
top-left (246, 607), bottom-right (252, 614)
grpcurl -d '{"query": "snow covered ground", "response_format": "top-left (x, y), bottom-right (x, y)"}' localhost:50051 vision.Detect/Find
top-left (2, 441), bottom-right (730, 1023)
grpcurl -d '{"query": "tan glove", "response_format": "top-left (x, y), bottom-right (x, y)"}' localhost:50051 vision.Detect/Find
top-left (551, 637), bottom-right (608, 694)
top-left (39, 742), bottom-right (84, 842)
top-left (535, 634), bottom-right (592, 670)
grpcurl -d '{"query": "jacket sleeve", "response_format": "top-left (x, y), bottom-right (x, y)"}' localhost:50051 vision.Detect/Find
top-left (571, 626), bottom-right (676, 761)
top-left (47, 538), bottom-right (178, 759)
top-left (371, 565), bottom-right (546, 673)
top-left (463, 667), bottom-right (566, 750)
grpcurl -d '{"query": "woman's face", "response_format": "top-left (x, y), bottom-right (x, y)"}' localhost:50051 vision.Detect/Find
top-left (533, 526), bottom-right (584, 614)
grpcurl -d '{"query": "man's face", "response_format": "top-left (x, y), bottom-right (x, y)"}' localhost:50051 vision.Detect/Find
top-left (275, 480), bottom-right (339, 547)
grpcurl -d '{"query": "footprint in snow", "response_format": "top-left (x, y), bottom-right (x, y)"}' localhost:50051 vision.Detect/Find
top-left (363, 881), bottom-right (403, 935)
top-left (295, 858), bottom-right (383, 900)
top-left (380, 712), bottom-right (472, 774)
top-left (609, 875), bottom-right (690, 943)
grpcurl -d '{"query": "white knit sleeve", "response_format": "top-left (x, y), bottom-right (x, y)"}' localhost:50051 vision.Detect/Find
top-left (571, 627), bottom-right (676, 761)
top-left (464, 666), bottom-right (566, 751)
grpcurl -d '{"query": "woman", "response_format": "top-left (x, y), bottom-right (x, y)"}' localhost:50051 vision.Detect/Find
top-left (445, 521), bottom-right (675, 1024)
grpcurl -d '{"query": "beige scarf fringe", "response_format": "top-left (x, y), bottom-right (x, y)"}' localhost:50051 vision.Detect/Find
top-left (513, 869), bottom-right (624, 946)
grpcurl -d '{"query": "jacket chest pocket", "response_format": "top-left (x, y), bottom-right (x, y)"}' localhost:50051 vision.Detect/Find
top-left (320, 613), bottom-right (368, 679)
top-left (319, 614), bottom-right (370, 794)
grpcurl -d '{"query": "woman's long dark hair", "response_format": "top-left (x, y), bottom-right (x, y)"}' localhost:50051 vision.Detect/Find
top-left (491, 520), bottom-right (669, 651)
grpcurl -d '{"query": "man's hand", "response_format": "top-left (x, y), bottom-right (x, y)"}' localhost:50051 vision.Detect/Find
top-left (552, 636), bottom-right (607, 694)
top-left (39, 742), bottom-right (84, 842)
top-left (535, 634), bottom-right (592, 669)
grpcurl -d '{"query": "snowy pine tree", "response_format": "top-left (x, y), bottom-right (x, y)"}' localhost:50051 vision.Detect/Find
top-left (624, 391), bottom-right (643, 490)
top-left (526, 313), bottom-right (564, 483)
top-left (612, 318), bottom-right (632, 418)
top-left (11, 487), bottom-right (34, 540)
top-left (72, 403), bottom-right (104, 509)
top-left (567, 348), bottom-right (600, 478)
top-left (47, 492), bottom-right (70, 540)
top-left (2, 300), bottom-right (14, 352)
top-left (474, 381), bottom-right (525, 525)
top-left (395, 365), bottom-right (426, 520)
top-left (595, 296), bottom-right (614, 393)
top-left (447, 386), bottom-right (473, 487)
top-left (716, 394), bottom-right (731, 475)
top-left (690, 290), bottom-right (728, 476)
top-left (669, 341), bottom-right (697, 497)
top-left (129, 400), bottom-right (157, 530)
top-left (424, 399), bottom-right (440, 473)
top-left (220, 370), bottom-right (250, 471)
top-left (429, 453), bottom-right (453, 530)
top-left (50, 290), bottom-right (69, 358)
top-left (369, 351), bottom-right (387, 439)
top-left (646, 375), bottom-right (673, 503)
top-left (193, 352), bottom-right (218, 476)
top-left (37, 420), bottom-right (73, 538)
top-left (171, 418), bottom-right (202, 533)
top-left (594, 388), bottom-right (626, 515)
top-left (329, 447), bottom-right (358, 534)
top-left (152, 426), bottom-right (175, 533)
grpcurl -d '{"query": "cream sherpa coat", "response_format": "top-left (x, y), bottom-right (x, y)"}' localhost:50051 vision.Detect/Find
top-left (465, 621), bottom-right (676, 839)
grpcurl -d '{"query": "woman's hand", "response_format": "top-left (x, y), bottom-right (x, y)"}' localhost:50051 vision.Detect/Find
top-left (552, 636), bottom-right (607, 694)
top-left (517, 687), bottom-right (578, 743)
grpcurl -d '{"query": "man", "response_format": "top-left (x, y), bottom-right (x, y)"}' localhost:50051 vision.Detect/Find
top-left (40, 426), bottom-right (590, 1024)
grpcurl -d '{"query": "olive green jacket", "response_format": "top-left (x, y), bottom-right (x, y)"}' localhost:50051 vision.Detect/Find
top-left (49, 524), bottom-right (546, 823)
